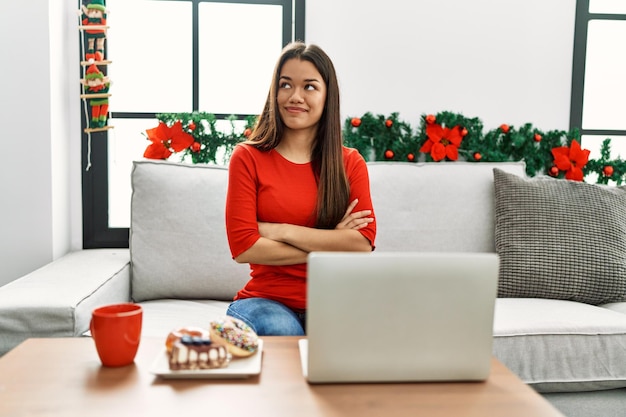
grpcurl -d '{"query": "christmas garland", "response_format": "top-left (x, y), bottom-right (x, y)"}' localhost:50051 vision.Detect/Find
top-left (344, 111), bottom-right (626, 184)
top-left (143, 112), bottom-right (256, 164)
top-left (142, 111), bottom-right (625, 184)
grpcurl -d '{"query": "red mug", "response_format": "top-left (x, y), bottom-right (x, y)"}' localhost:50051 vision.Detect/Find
top-left (90, 303), bottom-right (143, 367)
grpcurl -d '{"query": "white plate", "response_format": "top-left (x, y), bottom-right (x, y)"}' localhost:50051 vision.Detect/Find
top-left (150, 339), bottom-right (263, 379)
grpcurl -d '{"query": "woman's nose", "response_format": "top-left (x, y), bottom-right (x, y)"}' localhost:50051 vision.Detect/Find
top-left (289, 87), bottom-right (304, 103)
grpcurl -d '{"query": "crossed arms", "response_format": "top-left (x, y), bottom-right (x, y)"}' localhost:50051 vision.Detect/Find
top-left (234, 199), bottom-right (374, 265)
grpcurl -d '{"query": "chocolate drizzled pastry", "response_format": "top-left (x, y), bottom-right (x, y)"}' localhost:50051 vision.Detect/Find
top-left (168, 335), bottom-right (231, 370)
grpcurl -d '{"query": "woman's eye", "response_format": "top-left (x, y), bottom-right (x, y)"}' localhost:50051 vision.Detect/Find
top-left (305, 84), bottom-right (316, 91)
top-left (279, 82), bottom-right (292, 89)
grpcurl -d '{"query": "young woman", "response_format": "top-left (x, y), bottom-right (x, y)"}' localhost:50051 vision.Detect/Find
top-left (225, 42), bottom-right (376, 335)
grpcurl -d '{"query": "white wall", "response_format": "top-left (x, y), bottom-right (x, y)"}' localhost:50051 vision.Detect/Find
top-left (0, 0), bottom-right (576, 286)
top-left (307, 0), bottom-right (576, 131)
top-left (0, 0), bottom-right (80, 287)
top-left (50, 1), bottom-right (82, 259)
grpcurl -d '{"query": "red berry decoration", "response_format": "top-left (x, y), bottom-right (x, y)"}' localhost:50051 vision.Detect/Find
top-left (603, 165), bottom-right (614, 177)
top-left (188, 121), bottom-right (196, 131)
top-left (384, 149), bottom-right (394, 159)
top-left (243, 128), bottom-right (252, 138)
top-left (191, 142), bottom-right (201, 152)
top-left (534, 133), bottom-right (542, 142)
top-left (461, 128), bottom-right (468, 137)
top-left (425, 114), bottom-right (436, 124)
top-left (385, 119), bottom-right (393, 128)
top-left (500, 124), bottom-right (510, 134)
top-left (407, 153), bottom-right (415, 162)
top-left (473, 152), bottom-right (482, 161)
top-left (351, 117), bottom-right (362, 127)
top-left (549, 166), bottom-right (559, 176)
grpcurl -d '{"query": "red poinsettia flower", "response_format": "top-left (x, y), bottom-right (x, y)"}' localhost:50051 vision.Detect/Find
top-left (144, 141), bottom-right (172, 159)
top-left (143, 121), bottom-right (195, 159)
top-left (419, 124), bottom-right (463, 162)
top-left (551, 139), bottom-right (590, 181)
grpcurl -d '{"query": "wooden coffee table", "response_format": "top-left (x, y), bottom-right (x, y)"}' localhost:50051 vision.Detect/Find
top-left (0, 337), bottom-right (563, 417)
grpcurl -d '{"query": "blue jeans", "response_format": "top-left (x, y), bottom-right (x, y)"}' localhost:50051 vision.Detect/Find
top-left (226, 298), bottom-right (306, 336)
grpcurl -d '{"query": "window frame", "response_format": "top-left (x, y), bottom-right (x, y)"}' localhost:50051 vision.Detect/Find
top-left (81, 0), bottom-right (305, 249)
top-left (570, 0), bottom-right (626, 136)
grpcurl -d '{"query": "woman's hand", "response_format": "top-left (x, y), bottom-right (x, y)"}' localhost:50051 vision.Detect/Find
top-left (335, 199), bottom-right (374, 230)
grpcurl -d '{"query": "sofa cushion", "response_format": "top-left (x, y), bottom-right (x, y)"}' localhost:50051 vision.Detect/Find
top-left (369, 162), bottom-right (527, 252)
top-left (493, 169), bottom-right (626, 305)
top-left (602, 302), bottom-right (626, 315)
top-left (130, 160), bottom-right (250, 302)
top-left (493, 298), bottom-right (626, 392)
top-left (137, 299), bottom-right (231, 338)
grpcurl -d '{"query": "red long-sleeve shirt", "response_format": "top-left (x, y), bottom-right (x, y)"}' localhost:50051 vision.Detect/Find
top-left (225, 144), bottom-right (376, 311)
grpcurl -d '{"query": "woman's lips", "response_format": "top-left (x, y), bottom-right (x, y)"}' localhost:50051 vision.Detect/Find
top-left (285, 106), bottom-right (307, 113)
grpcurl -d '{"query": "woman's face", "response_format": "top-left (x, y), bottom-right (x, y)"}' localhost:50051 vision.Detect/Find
top-left (277, 58), bottom-right (327, 133)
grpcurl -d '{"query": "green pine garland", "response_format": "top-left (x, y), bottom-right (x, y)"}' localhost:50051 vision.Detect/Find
top-left (150, 111), bottom-right (624, 185)
top-left (585, 139), bottom-right (626, 185)
top-left (156, 112), bottom-right (256, 164)
top-left (343, 111), bottom-right (624, 184)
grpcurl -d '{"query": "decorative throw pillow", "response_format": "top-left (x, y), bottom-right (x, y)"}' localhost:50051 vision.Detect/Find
top-left (493, 168), bottom-right (626, 305)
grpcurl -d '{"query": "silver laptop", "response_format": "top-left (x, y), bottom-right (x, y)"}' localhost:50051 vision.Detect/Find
top-left (300, 251), bottom-right (499, 384)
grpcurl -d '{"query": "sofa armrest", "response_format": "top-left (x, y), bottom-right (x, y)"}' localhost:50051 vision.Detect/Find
top-left (0, 249), bottom-right (131, 356)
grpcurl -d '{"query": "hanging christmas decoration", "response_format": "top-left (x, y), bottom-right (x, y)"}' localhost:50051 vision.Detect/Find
top-left (79, 0), bottom-right (113, 170)
top-left (80, 64), bottom-right (110, 128)
top-left (81, 0), bottom-right (107, 62)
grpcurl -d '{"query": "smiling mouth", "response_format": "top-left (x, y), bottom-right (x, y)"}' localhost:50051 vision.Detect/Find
top-left (285, 107), bottom-right (307, 113)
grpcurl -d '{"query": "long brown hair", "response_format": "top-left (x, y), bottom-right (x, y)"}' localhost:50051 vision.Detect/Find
top-left (245, 42), bottom-right (349, 229)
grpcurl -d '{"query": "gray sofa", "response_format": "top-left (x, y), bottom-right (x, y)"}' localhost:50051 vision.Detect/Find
top-left (1, 159), bottom-right (626, 417)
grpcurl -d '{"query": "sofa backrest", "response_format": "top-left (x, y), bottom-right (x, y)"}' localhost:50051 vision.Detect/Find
top-left (130, 160), bottom-right (250, 302)
top-left (368, 161), bottom-right (527, 253)
top-left (129, 159), bottom-right (527, 302)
